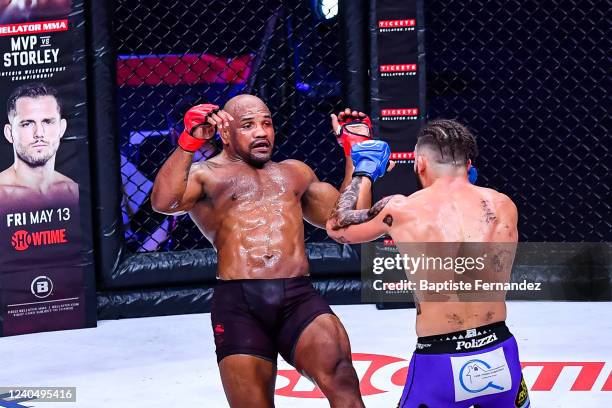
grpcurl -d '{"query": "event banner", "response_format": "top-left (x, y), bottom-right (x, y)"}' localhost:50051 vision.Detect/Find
top-left (0, 1), bottom-right (96, 336)
top-left (371, 0), bottom-right (425, 198)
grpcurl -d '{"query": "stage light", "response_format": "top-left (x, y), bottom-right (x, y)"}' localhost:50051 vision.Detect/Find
top-left (314, 0), bottom-right (338, 20)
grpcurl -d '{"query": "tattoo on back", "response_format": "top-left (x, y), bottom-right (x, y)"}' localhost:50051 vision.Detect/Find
top-left (330, 176), bottom-right (393, 230)
top-left (481, 199), bottom-right (497, 224)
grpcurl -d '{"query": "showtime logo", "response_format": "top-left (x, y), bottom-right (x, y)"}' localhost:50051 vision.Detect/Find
top-left (11, 229), bottom-right (68, 251)
top-left (378, 19), bottom-right (416, 32)
top-left (275, 353), bottom-right (612, 398)
top-left (380, 64), bottom-right (417, 77)
top-left (381, 108), bottom-right (419, 121)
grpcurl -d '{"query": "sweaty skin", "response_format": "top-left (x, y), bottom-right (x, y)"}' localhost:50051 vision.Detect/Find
top-left (152, 96), bottom-right (369, 408)
top-left (327, 174), bottom-right (518, 337)
top-left (151, 95), bottom-right (364, 279)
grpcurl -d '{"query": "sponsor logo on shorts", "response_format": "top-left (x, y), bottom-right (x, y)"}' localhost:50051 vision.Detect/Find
top-left (11, 228), bottom-right (68, 251)
top-left (456, 333), bottom-right (498, 350)
top-left (378, 19), bottom-right (416, 32)
top-left (416, 342), bottom-right (432, 350)
top-left (466, 329), bottom-right (477, 338)
top-left (451, 348), bottom-right (512, 402)
top-left (380, 64), bottom-right (417, 77)
top-left (515, 374), bottom-right (530, 408)
top-left (213, 323), bottom-right (225, 345)
top-left (381, 108), bottom-right (419, 121)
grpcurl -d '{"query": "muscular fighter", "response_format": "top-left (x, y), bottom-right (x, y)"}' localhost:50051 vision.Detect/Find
top-left (152, 95), bottom-right (374, 407)
top-left (327, 119), bottom-right (530, 408)
top-left (0, 83), bottom-right (78, 208)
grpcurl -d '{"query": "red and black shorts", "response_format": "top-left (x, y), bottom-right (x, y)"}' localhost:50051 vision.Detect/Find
top-left (210, 276), bottom-right (334, 365)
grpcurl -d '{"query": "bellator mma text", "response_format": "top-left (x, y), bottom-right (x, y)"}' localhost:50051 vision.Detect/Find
top-left (6, 208), bottom-right (71, 227)
top-left (3, 36), bottom-right (60, 68)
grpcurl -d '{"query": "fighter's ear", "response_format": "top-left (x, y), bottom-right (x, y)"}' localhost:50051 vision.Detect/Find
top-left (416, 155), bottom-right (426, 174)
top-left (59, 118), bottom-right (67, 139)
top-left (4, 124), bottom-right (13, 144)
top-left (218, 127), bottom-right (230, 145)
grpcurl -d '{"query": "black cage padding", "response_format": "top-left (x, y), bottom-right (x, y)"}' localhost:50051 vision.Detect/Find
top-left (107, 243), bottom-right (360, 289)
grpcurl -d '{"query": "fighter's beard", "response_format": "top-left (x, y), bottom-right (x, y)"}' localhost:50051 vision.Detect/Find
top-left (16, 148), bottom-right (53, 168)
top-left (245, 154), bottom-right (270, 168)
top-left (330, 176), bottom-right (393, 230)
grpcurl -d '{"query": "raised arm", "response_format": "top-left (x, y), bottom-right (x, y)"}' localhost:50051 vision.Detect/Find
top-left (326, 140), bottom-right (401, 243)
top-left (151, 104), bottom-right (233, 215)
top-left (326, 175), bottom-right (401, 243)
top-left (333, 108), bottom-right (378, 207)
top-left (151, 149), bottom-right (206, 215)
top-left (298, 162), bottom-right (371, 229)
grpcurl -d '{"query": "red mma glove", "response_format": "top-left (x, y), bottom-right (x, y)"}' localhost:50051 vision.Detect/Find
top-left (178, 103), bottom-right (219, 152)
top-left (334, 109), bottom-right (373, 157)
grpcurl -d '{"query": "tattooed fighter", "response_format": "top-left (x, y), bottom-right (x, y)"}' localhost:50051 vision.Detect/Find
top-left (327, 120), bottom-right (530, 408)
top-left (152, 96), bottom-right (373, 408)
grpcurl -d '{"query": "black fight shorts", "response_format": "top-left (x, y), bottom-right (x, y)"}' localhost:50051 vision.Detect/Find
top-left (211, 276), bottom-right (334, 365)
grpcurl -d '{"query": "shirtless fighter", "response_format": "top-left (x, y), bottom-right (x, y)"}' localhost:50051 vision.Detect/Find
top-left (327, 119), bottom-right (530, 407)
top-left (152, 95), bottom-right (375, 407)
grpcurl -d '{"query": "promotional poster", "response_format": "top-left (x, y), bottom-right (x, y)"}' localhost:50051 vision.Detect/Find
top-left (0, 0), bottom-right (95, 336)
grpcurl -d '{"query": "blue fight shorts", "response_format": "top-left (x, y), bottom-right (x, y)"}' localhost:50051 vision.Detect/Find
top-left (399, 321), bottom-right (530, 408)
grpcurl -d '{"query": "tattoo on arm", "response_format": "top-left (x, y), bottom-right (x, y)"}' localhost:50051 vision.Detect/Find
top-left (330, 176), bottom-right (393, 230)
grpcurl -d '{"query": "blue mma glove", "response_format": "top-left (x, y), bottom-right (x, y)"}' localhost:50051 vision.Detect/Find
top-left (468, 166), bottom-right (478, 184)
top-left (351, 140), bottom-right (391, 182)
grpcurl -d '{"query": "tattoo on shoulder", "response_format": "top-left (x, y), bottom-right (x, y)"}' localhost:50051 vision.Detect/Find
top-left (368, 196), bottom-right (393, 219)
top-left (480, 199), bottom-right (497, 224)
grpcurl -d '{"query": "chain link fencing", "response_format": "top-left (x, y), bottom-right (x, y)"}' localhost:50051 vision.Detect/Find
top-left (425, 0), bottom-right (610, 241)
top-left (114, 0), bottom-right (609, 253)
top-left (114, 0), bottom-right (343, 251)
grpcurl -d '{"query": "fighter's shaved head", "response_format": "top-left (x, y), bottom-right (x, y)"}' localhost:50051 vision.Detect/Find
top-left (223, 94), bottom-right (269, 119)
top-left (218, 94), bottom-right (275, 167)
top-left (416, 119), bottom-right (478, 166)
